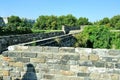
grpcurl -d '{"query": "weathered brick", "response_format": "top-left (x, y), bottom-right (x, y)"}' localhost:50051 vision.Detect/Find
top-left (75, 48), bottom-right (92, 54)
top-left (2, 70), bottom-right (10, 76)
top-left (28, 46), bottom-right (43, 52)
top-left (77, 72), bottom-right (89, 77)
top-left (43, 74), bottom-right (54, 79)
top-left (30, 58), bottom-right (46, 63)
top-left (106, 62), bottom-right (114, 68)
top-left (8, 51), bottom-right (21, 57)
top-left (79, 61), bottom-right (93, 66)
top-left (69, 54), bottom-right (80, 60)
top-left (102, 57), bottom-right (113, 62)
top-left (78, 66), bottom-right (88, 73)
top-left (90, 73), bottom-right (100, 79)
top-left (3, 76), bottom-right (11, 80)
top-left (59, 47), bottom-right (75, 53)
top-left (108, 50), bottom-right (120, 56)
top-left (21, 52), bottom-right (37, 58)
top-left (14, 58), bottom-right (30, 63)
top-left (89, 54), bottom-right (99, 61)
top-left (80, 54), bottom-right (88, 60)
top-left (14, 62), bottom-right (23, 67)
top-left (2, 57), bottom-right (14, 62)
top-left (60, 70), bottom-right (75, 76)
top-left (37, 53), bottom-right (52, 59)
top-left (10, 72), bottom-right (21, 77)
top-left (43, 46), bottom-right (59, 52)
top-left (111, 74), bottom-right (119, 80)
top-left (115, 63), bottom-right (120, 69)
top-left (54, 76), bottom-right (84, 80)
top-left (93, 61), bottom-right (105, 67)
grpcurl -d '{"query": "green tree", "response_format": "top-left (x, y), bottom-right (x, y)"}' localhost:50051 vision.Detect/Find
top-left (111, 32), bottom-right (120, 49)
top-left (77, 17), bottom-right (90, 26)
top-left (110, 15), bottom-right (120, 28)
top-left (99, 17), bottom-right (110, 25)
top-left (64, 14), bottom-right (77, 26)
top-left (8, 15), bottom-right (21, 27)
top-left (115, 21), bottom-right (120, 29)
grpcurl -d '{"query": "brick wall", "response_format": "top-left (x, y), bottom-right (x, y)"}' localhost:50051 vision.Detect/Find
top-left (0, 46), bottom-right (120, 80)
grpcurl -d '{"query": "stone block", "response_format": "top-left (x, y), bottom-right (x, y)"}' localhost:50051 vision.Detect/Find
top-left (21, 52), bottom-right (37, 58)
top-left (106, 62), bottom-right (114, 68)
top-left (43, 74), bottom-right (54, 79)
top-left (2, 76), bottom-right (11, 80)
top-left (102, 57), bottom-right (113, 62)
top-left (78, 66), bottom-right (88, 73)
top-left (30, 58), bottom-right (46, 63)
top-left (43, 46), bottom-right (59, 52)
top-left (37, 53), bottom-right (53, 59)
top-left (59, 47), bottom-right (75, 53)
top-left (89, 54), bottom-right (99, 61)
top-left (92, 49), bottom-right (108, 57)
top-left (8, 51), bottom-right (21, 57)
top-left (14, 58), bottom-right (30, 63)
top-left (54, 75), bottom-right (84, 80)
top-left (115, 63), bottom-right (120, 69)
top-left (1, 51), bottom-right (8, 57)
top-left (100, 74), bottom-right (111, 80)
top-left (75, 48), bottom-right (92, 54)
top-left (69, 54), bottom-right (80, 60)
top-left (46, 59), bottom-right (60, 64)
top-left (60, 65), bottom-right (70, 71)
top-left (79, 61), bottom-right (93, 66)
top-left (90, 73), bottom-right (100, 80)
top-left (53, 64), bottom-right (70, 71)
top-left (77, 72), bottom-right (89, 77)
top-left (93, 61), bottom-right (105, 67)
top-left (70, 65), bottom-right (79, 72)
top-left (28, 46), bottom-right (43, 52)
top-left (2, 57), bottom-right (14, 62)
top-left (10, 72), bottom-right (21, 77)
top-left (80, 54), bottom-right (88, 60)
top-left (15, 62), bottom-right (23, 67)
top-left (108, 50), bottom-right (120, 56)
top-left (2, 70), bottom-right (10, 76)
top-left (60, 70), bottom-right (75, 76)
top-left (110, 74), bottom-right (119, 80)
top-left (69, 60), bottom-right (78, 65)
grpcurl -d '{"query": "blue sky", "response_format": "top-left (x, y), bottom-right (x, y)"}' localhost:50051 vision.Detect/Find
top-left (0, 0), bottom-right (120, 22)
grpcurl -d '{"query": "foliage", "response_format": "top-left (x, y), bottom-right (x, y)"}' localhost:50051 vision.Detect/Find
top-left (77, 17), bottom-right (91, 26)
top-left (74, 25), bottom-right (111, 48)
top-left (115, 21), bottom-right (120, 29)
top-left (110, 32), bottom-right (120, 49)
top-left (33, 14), bottom-right (78, 30)
top-left (110, 15), bottom-right (120, 28)
top-left (94, 15), bottom-right (120, 29)
top-left (74, 32), bottom-right (88, 47)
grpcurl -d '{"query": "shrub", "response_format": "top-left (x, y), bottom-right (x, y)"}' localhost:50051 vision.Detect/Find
top-left (74, 25), bottom-right (111, 48)
top-left (111, 32), bottom-right (120, 49)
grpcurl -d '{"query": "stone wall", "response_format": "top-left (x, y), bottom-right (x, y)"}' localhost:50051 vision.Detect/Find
top-left (0, 46), bottom-right (120, 80)
top-left (20, 34), bottom-right (76, 47)
top-left (62, 25), bottom-right (80, 34)
top-left (0, 31), bottom-right (64, 52)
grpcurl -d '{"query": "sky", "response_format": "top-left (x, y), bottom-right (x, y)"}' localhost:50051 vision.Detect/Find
top-left (0, 0), bottom-right (120, 22)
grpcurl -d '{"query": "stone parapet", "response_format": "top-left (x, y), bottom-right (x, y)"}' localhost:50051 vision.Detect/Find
top-left (0, 47), bottom-right (120, 80)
